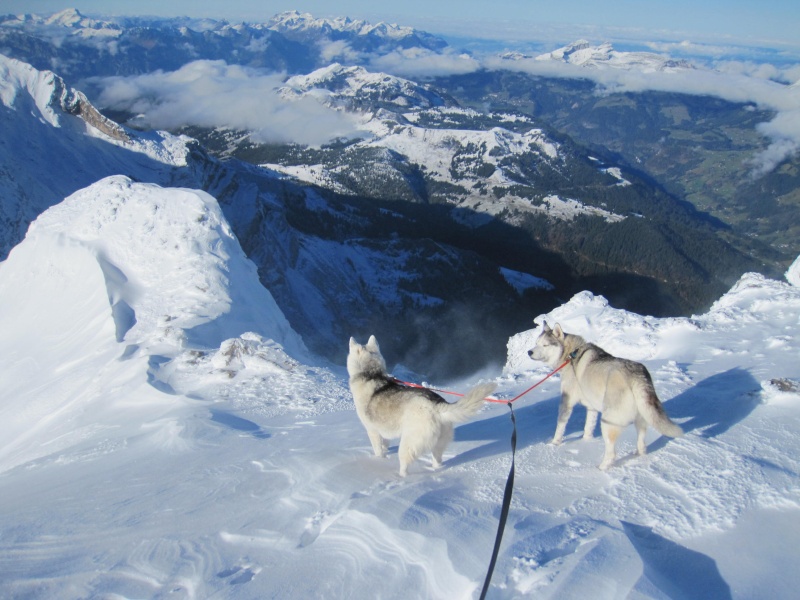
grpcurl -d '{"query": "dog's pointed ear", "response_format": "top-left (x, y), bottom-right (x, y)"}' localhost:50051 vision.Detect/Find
top-left (349, 336), bottom-right (358, 350)
top-left (553, 323), bottom-right (564, 339)
top-left (542, 321), bottom-right (551, 333)
top-left (367, 335), bottom-right (379, 351)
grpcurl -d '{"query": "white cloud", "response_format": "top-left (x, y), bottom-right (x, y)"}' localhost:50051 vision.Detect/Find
top-left (750, 109), bottom-right (800, 176)
top-left (369, 47), bottom-right (481, 78)
top-left (714, 60), bottom-right (788, 82)
top-left (318, 40), bottom-right (363, 65)
top-left (95, 60), bottom-right (363, 146)
top-left (644, 39), bottom-right (737, 57)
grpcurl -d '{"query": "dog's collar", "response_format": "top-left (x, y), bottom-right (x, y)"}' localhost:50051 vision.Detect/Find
top-left (351, 369), bottom-right (387, 384)
top-left (566, 345), bottom-right (588, 363)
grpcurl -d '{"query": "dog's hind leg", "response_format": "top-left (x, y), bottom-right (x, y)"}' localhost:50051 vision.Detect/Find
top-left (367, 430), bottom-right (387, 458)
top-left (599, 420), bottom-right (621, 470)
top-left (431, 423), bottom-right (453, 469)
top-left (583, 409), bottom-right (599, 440)
top-left (635, 415), bottom-right (648, 456)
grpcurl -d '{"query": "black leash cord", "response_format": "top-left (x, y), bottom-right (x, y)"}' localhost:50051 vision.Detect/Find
top-left (479, 401), bottom-right (517, 600)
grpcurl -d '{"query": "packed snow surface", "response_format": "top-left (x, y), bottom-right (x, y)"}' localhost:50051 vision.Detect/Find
top-left (1, 177), bottom-right (799, 599)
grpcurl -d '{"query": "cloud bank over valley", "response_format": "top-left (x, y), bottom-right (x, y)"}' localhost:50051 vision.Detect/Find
top-left (95, 60), bottom-right (364, 146)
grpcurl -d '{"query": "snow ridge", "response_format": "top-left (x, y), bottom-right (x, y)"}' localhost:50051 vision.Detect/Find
top-left (29, 175), bottom-right (304, 356)
top-left (0, 176), bottom-right (306, 472)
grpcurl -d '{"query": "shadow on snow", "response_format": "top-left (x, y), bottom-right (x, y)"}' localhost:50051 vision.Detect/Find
top-left (622, 520), bottom-right (732, 599)
top-left (448, 396), bottom-right (562, 468)
top-left (450, 366), bottom-right (762, 467)
top-left (649, 367), bottom-right (761, 454)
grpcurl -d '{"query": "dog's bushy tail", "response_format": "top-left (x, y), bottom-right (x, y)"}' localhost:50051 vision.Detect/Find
top-left (438, 382), bottom-right (497, 424)
top-left (633, 372), bottom-right (683, 438)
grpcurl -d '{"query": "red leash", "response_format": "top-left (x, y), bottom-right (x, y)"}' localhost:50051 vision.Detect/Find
top-left (390, 359), bottom-right (570, 405)
top-left (488, 359), bottom-right (571, 404)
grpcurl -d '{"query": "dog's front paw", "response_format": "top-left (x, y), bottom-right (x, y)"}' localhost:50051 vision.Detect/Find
top-left (549, 438), bottom-right (563, 446)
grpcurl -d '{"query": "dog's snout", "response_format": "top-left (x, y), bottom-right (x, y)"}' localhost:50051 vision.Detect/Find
top-left (527, 350), bottom-right (534, 357)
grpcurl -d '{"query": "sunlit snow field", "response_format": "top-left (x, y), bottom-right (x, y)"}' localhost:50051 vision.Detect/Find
top-left (1, 176), bottom-right (798, 598)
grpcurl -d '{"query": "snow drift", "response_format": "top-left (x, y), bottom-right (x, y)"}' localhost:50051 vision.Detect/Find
top-left (0, 176), bottom-right (305, 473)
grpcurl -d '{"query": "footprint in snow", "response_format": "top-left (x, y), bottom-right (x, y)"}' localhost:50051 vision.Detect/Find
top-left (217, 564), bottom-right (258, 585)
top-left (298, 510), bottom-right (340, 548)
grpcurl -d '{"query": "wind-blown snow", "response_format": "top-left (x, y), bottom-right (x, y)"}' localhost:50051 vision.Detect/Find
top-left (1, 181), bottom-right (800, 598)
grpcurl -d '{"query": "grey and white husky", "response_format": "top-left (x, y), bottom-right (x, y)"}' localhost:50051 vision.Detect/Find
top-left (528, 322), bottom-right (683, 470)
top-left (347, 335), bottom-right (496, 476)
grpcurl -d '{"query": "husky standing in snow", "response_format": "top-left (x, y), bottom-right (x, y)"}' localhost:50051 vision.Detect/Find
top-left (528, 322), bottom-right (683, 470)
top-left (347, 335), bottom-right (496, 477)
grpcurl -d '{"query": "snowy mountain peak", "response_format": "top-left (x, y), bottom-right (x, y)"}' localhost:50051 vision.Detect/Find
top-left (281, 63), bottom-right (448, 111)
top-left (270, 10), bottom-right (414, 40)
top-left (267, 9), bottom-right (447, 51)
top-left (2, 7), bottom-right (122, 38)
top-left (535, 39), bottom-right (694, 72)
top-left (0, 53), bottom-right (127, 140)
top-left (44, 7), bottom-right (85, 27)
top-left (548, 39), bottom-right (593, 59)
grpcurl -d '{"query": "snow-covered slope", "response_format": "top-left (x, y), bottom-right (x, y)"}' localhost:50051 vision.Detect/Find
top-left (501, 268), bottom-right (800, 596)
top-left (0, 52), bottom-right (118, 133)
top-left (281, 63), bottom-right (448, 111)
top-left (1, 167), bottom-right (798, 596)
top-left (0, 53), bottom-right (197, 259)
top-left (0, 176), bottom-right (306, 473)
top-left (272, 63), bottom-right (626, 222)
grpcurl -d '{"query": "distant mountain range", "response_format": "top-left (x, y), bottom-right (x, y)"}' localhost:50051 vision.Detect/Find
top-left (502, 39), bottom-right (694, 71)
top-left (1, 9), bottom-right (795, 378)
top-left (0, 8), bottom-right (446, 82)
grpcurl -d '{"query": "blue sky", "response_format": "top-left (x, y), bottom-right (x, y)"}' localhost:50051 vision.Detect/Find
top-left (6, 0), bottom-right (800, 53)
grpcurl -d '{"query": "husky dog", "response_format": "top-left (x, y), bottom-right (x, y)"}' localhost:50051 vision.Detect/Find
top-left (347, 335), bottom-right (496, 477)
top-left (528, 322), bottom-right (682, 470)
